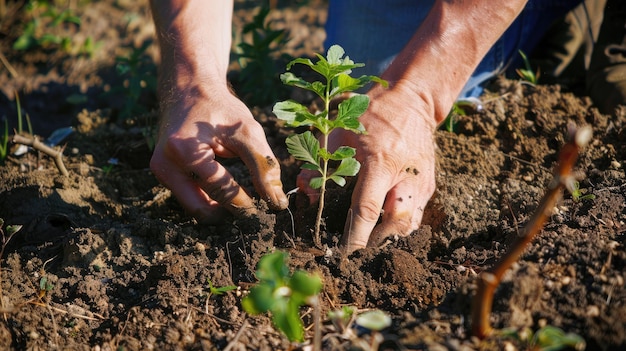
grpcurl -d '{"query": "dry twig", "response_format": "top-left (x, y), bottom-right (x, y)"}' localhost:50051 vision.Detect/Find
top-left (12, 134), bottom-right (69, 176)
top-left (471, 125), bottom-right (592, 338)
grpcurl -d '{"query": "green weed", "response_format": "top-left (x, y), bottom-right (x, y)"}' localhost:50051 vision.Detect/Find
top-left (570, 180), bottom-right (595, 202)
top-left (499, 325), bottom-right (586, 351)
top-left (516, 50), bottom-right (540, 85)
top-left (108, 41), bottom-right (157, 120)
top-left (206, 279), bottom-right (236, 296)
top-left (13, 0), bottom-right (97, 56)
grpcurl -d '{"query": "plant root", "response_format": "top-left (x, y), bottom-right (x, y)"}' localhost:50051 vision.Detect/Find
top-left (471, 124), bottom-right (592, 338)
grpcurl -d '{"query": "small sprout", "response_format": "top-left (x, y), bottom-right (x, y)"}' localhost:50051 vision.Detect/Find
top-left (355, 309), bottom-right (391, 331)
top-left (532, 325), bottom-right (586, 351)
top-left (328, 305), bottom-right (356, 333)
top-left (242, 251), bottom-right (322, 342)
top-left (516, 50), bottom-right (540, 85)
top-left (570, 181), bottom-right (595, 202)
top-left (207, 279), bottom-right (237, 296)
top-left (39, 276), bottom-right (54, 299)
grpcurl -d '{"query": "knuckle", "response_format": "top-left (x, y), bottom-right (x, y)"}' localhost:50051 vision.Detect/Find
top-left (354, 199), bottom-right (383, 223)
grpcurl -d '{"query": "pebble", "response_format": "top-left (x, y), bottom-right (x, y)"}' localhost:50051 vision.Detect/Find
top-left (586, 305), bottom-right (600, 318)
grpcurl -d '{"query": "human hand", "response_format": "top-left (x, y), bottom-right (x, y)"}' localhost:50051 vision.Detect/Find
top-left (297, 83), bottom-right (437, 252)
top-left (150, 85), bottom-right (288, 223)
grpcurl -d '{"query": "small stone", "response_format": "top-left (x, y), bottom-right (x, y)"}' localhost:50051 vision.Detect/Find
top-left (586, 305), bottom-right (600, 318)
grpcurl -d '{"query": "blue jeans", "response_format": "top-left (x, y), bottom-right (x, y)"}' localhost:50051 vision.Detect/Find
top-left (325, 0), bottom-right (583, 98)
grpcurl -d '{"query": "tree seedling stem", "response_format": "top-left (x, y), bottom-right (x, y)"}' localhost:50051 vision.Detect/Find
top-left (471, 125), bottom-right (592, 338)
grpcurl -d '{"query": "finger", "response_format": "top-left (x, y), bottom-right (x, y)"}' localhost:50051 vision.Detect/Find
top-left (367, 167), bottom-right (436, 247)
top-left (190, 155), bottom-right (257, 217)
top-left (341, 165), bottom-right (394, 253)
top-left (151, 156), bottom-right (226, 223)
top-left (232, 128), bottom-right (288, 211)
top-left (296, 169), bottom-right (321, 204)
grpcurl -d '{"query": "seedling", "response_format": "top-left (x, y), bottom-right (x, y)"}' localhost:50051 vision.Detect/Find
top-left (107, 41), bottom-right (157, 120)
top-left (273, 45), bottom-right (387, 246)
top-left (242, 251), bottom-right (322, 343)
top-left (234, 5), bottom-right (291, 106)
top-left (500, 326), bottom-right (585, 351)
top-left (516, 50), bottom-right (540, 85)
top-left (471, 125), bottom-right (592, 338)
top-left (207, 279), bottom-right (236, 296)
top-left (12, 0), bottom-right (97, 55)
top-left (570, 181), bottom-right (595, 202)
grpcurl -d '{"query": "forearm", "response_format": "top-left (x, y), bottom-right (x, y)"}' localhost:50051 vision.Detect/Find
top-left (150, 0), bottom-right (233, 94)
top-left (382, 0), bottom-right (528, 126)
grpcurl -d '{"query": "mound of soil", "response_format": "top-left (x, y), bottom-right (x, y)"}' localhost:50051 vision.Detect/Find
top-left (0, 1), bottom-right (624, 350)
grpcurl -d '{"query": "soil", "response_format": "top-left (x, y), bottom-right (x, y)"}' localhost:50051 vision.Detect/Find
top-left (0, 1), bottom-right (624, 350)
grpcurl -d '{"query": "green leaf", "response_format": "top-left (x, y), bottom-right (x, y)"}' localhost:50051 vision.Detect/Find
top-left (326, 44), bottom-right (345, 65)
top-left (273, 100), bottom-right (317, 127)
top-left (13, 34), bottom-right (36, 51)
top-left (286, 57), bottom-right (315, 71)
top-left (309, 177), bottom-right (324, 189)
top-left (256, 251), bottom-right (290, 284)
top-left (331, 157), bottom-right (360, 178)
top-left (279, 72), bottom-right (326, 98)
top-left (289, 271), bottom-right (322, 296)
top-left (329, 146), bottom-right (356, 160)
top-left (242, 283), bottom-right (274, 315)
top-left (335, 95), bottom-right (369, 133)
top-left (338, 94), bottom-right (369, 120)
top-left (208, 280), bottom-right (237, 296)
top-left (285, 132), bottom-right (320, 170)
top-left (534, 326), bottom-right (586, 351)
top-left (330, 74), bottom-right (388, 97)
top-left (272, 299), bottom-right (305, 342)
top-left (328, 175), bottom-right (346, 187)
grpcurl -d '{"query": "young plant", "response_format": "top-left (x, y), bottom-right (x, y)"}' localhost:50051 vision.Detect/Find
top-left (206, 279), bottom-right (237, 296)
top-left (516, 50), bottom-right (540, 85)
top-left (13, 0), bottom-right (82, 53)
top-left (108, 41), bottom-right (157, 120)
top-left (233, 5), bottom-right (292, 106)
top-left (570, 180), bottom-right (595, 202)
top-left (273, 45), bottom-right (387, 246)
top-left (242, 251), bottom-right (322, 343)
top-left (500, 325), bottom-right (586, 351)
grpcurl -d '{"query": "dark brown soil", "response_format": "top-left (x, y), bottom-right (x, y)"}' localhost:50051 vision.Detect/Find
top-left (0, 1), bottom-right (624, 350)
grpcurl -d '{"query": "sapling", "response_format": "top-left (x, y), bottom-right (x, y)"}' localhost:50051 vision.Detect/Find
top-left (273, 45), bottom-right (387, 246)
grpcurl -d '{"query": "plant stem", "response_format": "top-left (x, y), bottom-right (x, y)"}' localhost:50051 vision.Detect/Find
top-left (313, 77), bottom-right (333, 247)
top-left (471, 126), bottom-right (591, 338)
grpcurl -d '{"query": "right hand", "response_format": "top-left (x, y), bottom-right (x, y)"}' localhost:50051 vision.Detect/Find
top-left (150, 84), bottom-right (288, 223)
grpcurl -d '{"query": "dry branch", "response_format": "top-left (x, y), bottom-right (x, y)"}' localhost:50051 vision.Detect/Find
top-left (12, 134), bottom-right (69, 176)
top-left (471, 125), bottom-right (592, 338)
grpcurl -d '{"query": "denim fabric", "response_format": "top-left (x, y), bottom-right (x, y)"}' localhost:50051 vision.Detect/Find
top-left (325, 0), bottom-right (583, 98)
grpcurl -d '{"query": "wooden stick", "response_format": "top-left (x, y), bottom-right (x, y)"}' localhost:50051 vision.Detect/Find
top-left (12, 134), bottom-right (69, 176)
top-left (471, 125), bottom-right (592, 338)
